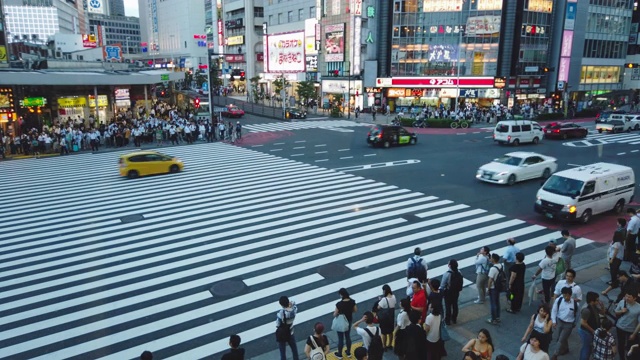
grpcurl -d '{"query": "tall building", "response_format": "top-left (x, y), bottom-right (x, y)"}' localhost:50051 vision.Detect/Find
top-left (88, 14), bottom-right (141, 54)
top-left (138, 0), bottom-right (207, 67)
top-left (372, 0), bottom-right (556, 111)
top-left (109, 0), bottom-right (125, 16)
top-left (3, 0), bottom-right (81, 43)
top-left (0, 0), bottom-right (9, 67)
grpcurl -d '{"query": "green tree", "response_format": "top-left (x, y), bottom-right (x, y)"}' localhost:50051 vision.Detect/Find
top-left (196, 72), bottom-right (207, 88)
top-left (249, 75), bottom-right (262, 103)
top-left (296, 80), bottom-right (316, 108)
top-left (273, 76), bottom-right (289, 95)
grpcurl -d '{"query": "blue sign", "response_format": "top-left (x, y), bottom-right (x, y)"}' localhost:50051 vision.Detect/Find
top-left (460, 89), bottom-right (478, 98)
top-left (565, 3), bottom-right (577, 30)
top-left (202, 82), bottom-right (209, 91)
top-left (179, 58), bottom-right (185, 68)
top-left (197, 40), bottom-right (207, 47)
top-left (141, 47), bottom-right (148, 53)
top-left (104, 46), bottom-right (122, 61)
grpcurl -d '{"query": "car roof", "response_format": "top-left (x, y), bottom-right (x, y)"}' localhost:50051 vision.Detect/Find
top-left (120, 151), bottom-right (163, 157)
top-left (504, 151), bottom-right (545, 158)
top-left (496, 120), bottom-right (538, 125)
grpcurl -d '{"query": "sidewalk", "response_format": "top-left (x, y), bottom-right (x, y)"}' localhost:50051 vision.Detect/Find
top-left (249, 244), bottom-right (609, 360)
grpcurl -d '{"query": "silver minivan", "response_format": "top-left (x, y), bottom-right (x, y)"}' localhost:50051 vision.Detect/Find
top-left (493, 120), bottom-right (544, 145)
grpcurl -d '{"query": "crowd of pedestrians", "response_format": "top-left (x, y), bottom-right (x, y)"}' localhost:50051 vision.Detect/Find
top-left (0, 101), bottom-right (242, 159)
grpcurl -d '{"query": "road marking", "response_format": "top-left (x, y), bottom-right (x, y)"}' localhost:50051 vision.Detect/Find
top-left (340, 156), bottom-right (353, 160)
top-left (315, 151), bottom-right (328, 154)
top-left (315, 144), bottom-right (327, 147)
top-left (293, 146), bottom-right (305, 149)
top-left (270, 149), bottom-right (282, 152)
top-left (335, 159), bottom-right (421, 172)
top-left (315, 159), bottom-right (329, 162)
top-left (631, 150), bottom-right (639, 153)
top-left (290, 154), bottom-right (304, 157)
top-left (456, 133), bottom-right (465, 135)
top-left (295, 140), bottom-right (306, 143)
top-left (273, 142), bottom-right (285, 145)
top-left (617, 152), bottom-right (626, 155)
top-left (338, 149), bottom-right (350, 152)
top-left (567, 163), bottom-right (583, 167)
top-left (473, 132), bottom-right (481, 134)
top-left (484, 136), bottom-right (493, 139)
top-left (251, 145), bottom-right (263, 148)
top-left (364, 154), bottom-right (377, 157)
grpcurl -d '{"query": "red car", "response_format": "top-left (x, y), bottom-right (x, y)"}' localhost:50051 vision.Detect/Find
top-left (222, 105), bottom-right (245, 118)
top-left (543, 122), bottom-right (588, 139)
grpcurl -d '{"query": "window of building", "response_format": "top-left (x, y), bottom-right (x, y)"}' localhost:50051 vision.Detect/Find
top-left (310, 6), bottom-right (316, 18)
top-left (269, 15), bottom-right (274, 25)
top-left (299, 8), bottom-right (304, 20)
top-left (288, 11), bottom-right (293, 22)
top-left (278, 13), bottom-right (283, 24)
top-left (580, 65), bottom-right (621, 84)
top-left (254, 7), bottom-right (264, 17)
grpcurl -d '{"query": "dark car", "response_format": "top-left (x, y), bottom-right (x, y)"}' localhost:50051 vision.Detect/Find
top-left (285, 107), bottom-right (307, 119)
top-left (367, 125), bottom-right (417, 148)
top-left (543, 122), bottom-right (588, 139)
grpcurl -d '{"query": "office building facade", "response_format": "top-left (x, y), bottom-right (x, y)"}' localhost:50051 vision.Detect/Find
top-left (88, 14), bottom-right (141, 55)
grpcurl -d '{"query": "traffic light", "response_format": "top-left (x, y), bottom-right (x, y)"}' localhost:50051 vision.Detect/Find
top-left (160, 90), bottom-right (166, 97)
top-left (626, 63), bottom-right (638, 68)
top-left (194, 97), bottom-right (200, 109)
top-left (240, 71), bottom-right (245, 81)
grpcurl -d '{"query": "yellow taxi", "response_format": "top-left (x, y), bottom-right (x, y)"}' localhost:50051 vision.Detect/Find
top-left (119, 150), bottom-right (184, 178)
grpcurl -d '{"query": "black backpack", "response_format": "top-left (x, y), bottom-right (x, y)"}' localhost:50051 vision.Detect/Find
top-left (408, 258), bottom-right (427, 282)
top-left (449, 270), bottom-right (464, 292)
top-left (364, 327), bottom-right (384, 360)
top-left (492, 264), bottom-right (508, 293)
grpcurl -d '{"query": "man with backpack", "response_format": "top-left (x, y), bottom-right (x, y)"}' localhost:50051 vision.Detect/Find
top-left (353, 311), bottom-right (384, 360)
top-left (487, 253), bottom-right (506, 325)
top-left (406, 247), bottom-right (428, 283)
top-left (550, 287), bottom-right (578, 360)
top-left (440, 259), bottom-right (464, 325)
top-left (275, 296), bottom-right (299, 360)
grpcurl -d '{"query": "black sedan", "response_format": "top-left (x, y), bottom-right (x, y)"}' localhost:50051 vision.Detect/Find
top-left (543, 122), bottom-right (588, 139)
top-left (285, 107), bottom-right (307, 119)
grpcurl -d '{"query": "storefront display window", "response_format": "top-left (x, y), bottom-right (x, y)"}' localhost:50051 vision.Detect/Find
top-left (579, 66), bottom-right (621, 84)
top-left (422, 0), bottom-right (462, 12)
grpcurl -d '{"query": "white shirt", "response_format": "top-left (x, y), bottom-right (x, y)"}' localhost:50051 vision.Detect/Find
top-left (551, 297), bottom-right (578, 324)
top-left (628, 215), bottom-right (640, 235)
top-left (355, 325), bottom-right (379, 349)
top-left (553, 280), bottom-right (582, 302)
top-left (424, 314), bottom-right (441, 343)
top-left (378, 295), bottom-right (397, 309)
top-left (538, 254), bottom-right (559, 280)
top-left (396, 311), bottom-right (410, 330)
top-left (519, 343), bottom-right (550, 360)
top-left (487, 263), bottom-right (503, 289)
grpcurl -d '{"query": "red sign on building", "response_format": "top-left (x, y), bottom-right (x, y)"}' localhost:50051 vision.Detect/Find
top-left (225, 55), bottom-right (245, 63)
top-left (256, 53), bottom-right (264, 62)
top-left (376, 77), bottom-right (495, 88)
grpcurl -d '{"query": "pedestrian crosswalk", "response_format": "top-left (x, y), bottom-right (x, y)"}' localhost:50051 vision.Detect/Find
top-left (0, 143), bottom-right (595, 359)
top-left (564, 131), bottom-right (640, 147)
top-left (244, 120), bottom-right (371, 133)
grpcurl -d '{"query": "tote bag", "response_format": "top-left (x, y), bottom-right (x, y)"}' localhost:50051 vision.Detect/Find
top-left (331, 314), bottom-right (349, 332)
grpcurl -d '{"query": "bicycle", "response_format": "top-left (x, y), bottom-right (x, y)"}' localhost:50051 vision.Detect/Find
top-left (450, 120), bottom-right (469, 129)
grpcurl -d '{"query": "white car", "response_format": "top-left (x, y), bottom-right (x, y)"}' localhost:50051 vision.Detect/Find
top-left (596, 120), bottom-right (633, 133)
top-left (625, 114), bottom-right (640, 130)
top-left (476, 152), bottom-right (558, 186)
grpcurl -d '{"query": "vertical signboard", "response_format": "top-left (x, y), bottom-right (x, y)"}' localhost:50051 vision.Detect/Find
top-left (217, 0), bottom-right (224, 55)
top-left (0, 17), bottom-right (7, 65)
top-left (325, 23), bottom-right (345, 62)
top-left (558, 0), bottom-right (577, 83)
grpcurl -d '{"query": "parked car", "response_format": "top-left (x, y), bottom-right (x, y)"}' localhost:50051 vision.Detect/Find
top-left (543, 122), bottom-right (588, 139)
top-left (367, 125), bottom-right (417, 148)
top-left (285, 107), bottom-right (307, 119)
top-left (221, 105), bottom-right (245, 118)
top-left (476, 152), bottom-right (558, 186)
top-left (119, 151), bottom-right (183, 179)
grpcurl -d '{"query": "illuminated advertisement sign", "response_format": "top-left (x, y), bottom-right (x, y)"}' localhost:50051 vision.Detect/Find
top-left (466, 15), bottom-right (501, 36)
top-left (103, 46), bottom-right (122, 62)
top-left (375, 77), bottom-right (496, 88)
top-left (306, 55), bottom-right (318, 72)
top-left (324, 23), bottom-right (345, 62)
top-left (217, 0), bottom-right (224, 55)
top-left (82, 34), bottom-right (97, 48)
top-left (87, 0), bottom-right (105, 14)
top-left (266, 31), bottom-right (305, 73)
top-left (528, 0), bottom-right (553, 13)
top-left (477, 0), bottom-right (502, 10)
top-left (226, 36), bottom-right (244, 46)
top-left (352, 16), bottom-right (362, 75)
top-left (0, 88), bottom-right (14, 113)
top-left (305, 18), bottom-right (318, 56)
top-left (422, 0), bottom-right (462, 12)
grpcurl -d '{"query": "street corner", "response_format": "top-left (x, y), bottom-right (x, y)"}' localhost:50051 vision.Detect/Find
top-left (237, 130), bottom-right (296, 147)
top-left (520, 212), bottom-right (618, 244)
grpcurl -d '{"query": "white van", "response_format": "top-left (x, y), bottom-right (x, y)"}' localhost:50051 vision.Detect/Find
top-left (534, 163), bottom-right (635, 223)
top-left (493, 120), bottom-right (544, 145)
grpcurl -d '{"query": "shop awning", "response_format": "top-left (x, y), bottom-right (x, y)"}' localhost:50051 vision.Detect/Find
top-left (0, 69), bottom-right (185, 86)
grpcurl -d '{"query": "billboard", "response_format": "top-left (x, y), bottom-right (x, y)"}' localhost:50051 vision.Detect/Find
top-left (227, 36), bottom-right (244, 45)
top-left (87, 0), bottom-right (105, 14)
top-left (422, 0), bottom-right (462, 12)
top-left (82, 34), bottom-right (97, 48)
top-left (477, 0), bottom-right (502, 10)
top-left (266, 31), bottom-right (305, 73)
top-left (324, 23), bottom-right (345, 62)
top-left (103, 46), bottom-right (122, 62)
top-left (466, 16), bottom-right (501, 36)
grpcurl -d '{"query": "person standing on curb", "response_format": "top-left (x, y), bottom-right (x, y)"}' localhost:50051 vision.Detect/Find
top-left (474, 246), bottom-right (491, 304)
top-left (626, 208), bottom-right (640, 254)
top-left (502, 238), bottom-right (520, 271)
top-left (550, 287), bottom-right (578, 360)
top-left (507, 252), bottom-right (526, 313)
top-left (486, 253), bottom-right (503, 325)
top-left (440, 259), bottom-right (463, 325)
top-left (552, 269), bottom-right (583, 304)
top-left (406, 247), bottom-right (428, 284)
top-left (578, 292), bottom-right (601, 360)
top-left (532, 246), bottom-right (559, 304)
top-left (276, 296), bottom-right (299, 360)
top-left (614, 289), bottom-right (640, 360)
top-left (221, 334), bottom-right (245, 360)
top-left (609, 219), bottom-right (626, 286)
top-left (333, 288), bottom-right (357, 359)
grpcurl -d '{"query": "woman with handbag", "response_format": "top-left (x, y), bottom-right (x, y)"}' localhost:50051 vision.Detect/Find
top-left (520, 304), bottom-right (553, 353)
top-left (608, 218), bottom-right (626, 287)
top-left (516, 334), bottom-right (549, 360)
top-left (304, 322), bottom-right (330, 360)
top-left (333, 288), bottom-right (357, 359)
top-left (376, 284), bottom-right (397, 351)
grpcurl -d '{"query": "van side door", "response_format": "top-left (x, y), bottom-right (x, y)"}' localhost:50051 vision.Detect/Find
top-left (579, 180), bottom-right (598, 213)
top-left (521, 124), bottom-right (533, 142)
top-left (597, 176), bottom-right (617, 214)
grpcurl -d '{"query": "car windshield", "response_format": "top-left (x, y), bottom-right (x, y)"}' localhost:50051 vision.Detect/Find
top-left (495, 124), bottom-right (509, 133)
top-left (370, 127), bottom-right (382, 136)
top-left (229, 106), bottom-right (239, 111)
top-left (493, 155), bottom-right (522, 166)
top-left (542, 175), bottom-right (584, 197)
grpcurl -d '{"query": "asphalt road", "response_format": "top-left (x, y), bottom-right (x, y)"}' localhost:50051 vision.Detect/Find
top-left (1, 114), bottom-right (636, 360)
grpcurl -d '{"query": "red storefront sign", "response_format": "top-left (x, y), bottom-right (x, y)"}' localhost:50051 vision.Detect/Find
top-left (376, 77), bottom-right (495, 88)
top-left (256, 53), bottom-right (264, 62)
top-left (225, 54), bottom-right (245, 63)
